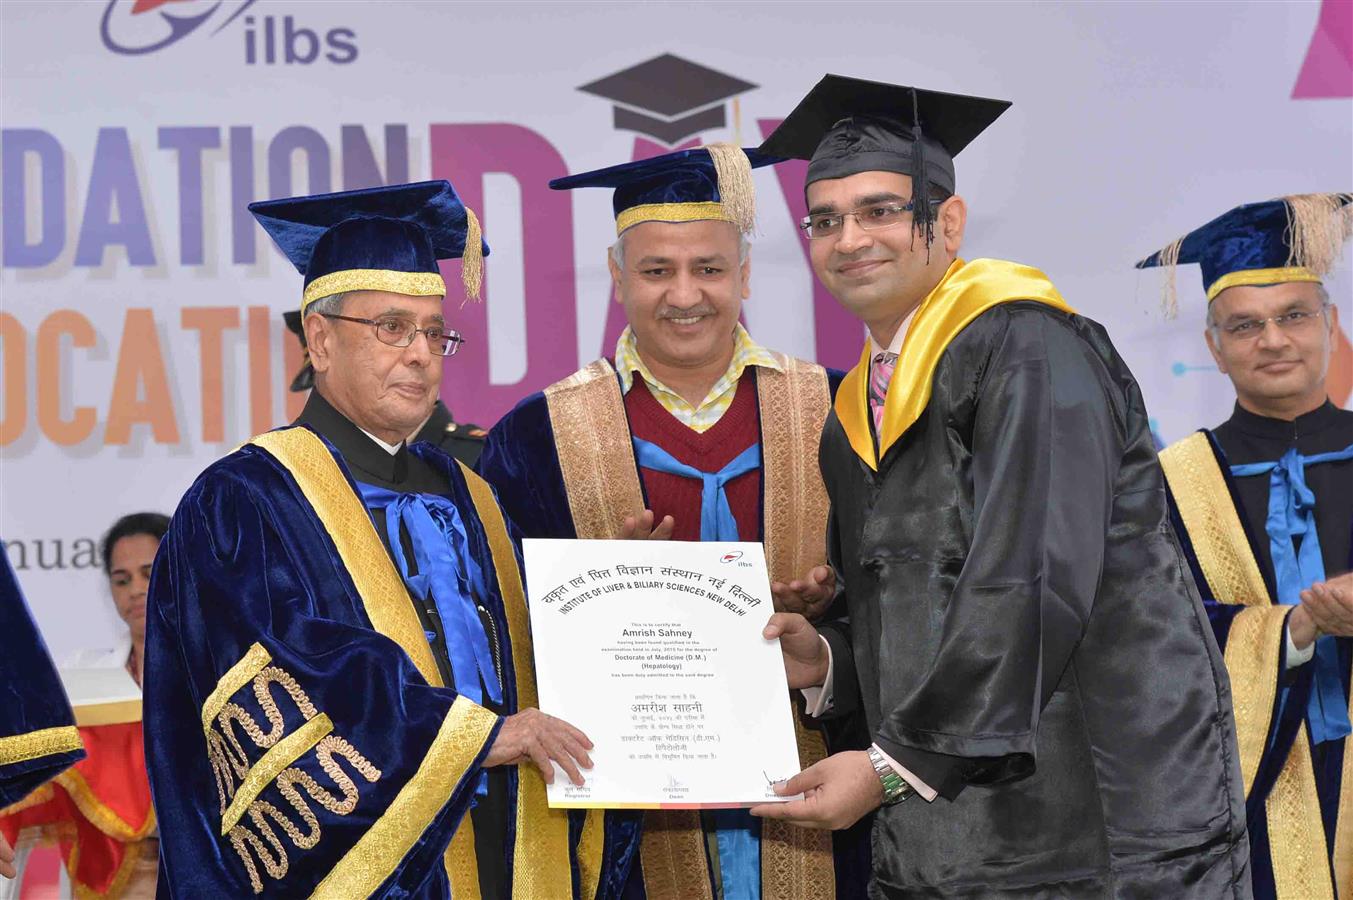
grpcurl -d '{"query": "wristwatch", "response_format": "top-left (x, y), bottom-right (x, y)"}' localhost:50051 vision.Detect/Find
top-left (868, 745), bottom-right (914, 806)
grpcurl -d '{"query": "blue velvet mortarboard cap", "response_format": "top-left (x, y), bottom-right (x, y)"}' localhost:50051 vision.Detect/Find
top-left (249, 180), bottom-right (490, 310)
top-left (550, 145), bottom-right (780, 235)
top-left (1136, 193), bottom-right (1351, 306)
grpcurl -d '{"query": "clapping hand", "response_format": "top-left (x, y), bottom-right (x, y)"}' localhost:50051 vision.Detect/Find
top-left (1300, 573), bottom-right (1353, 638)
top-left (619, 509), bottom-right (675, 540)
top-left (771, 565), bottom-right (836, 620)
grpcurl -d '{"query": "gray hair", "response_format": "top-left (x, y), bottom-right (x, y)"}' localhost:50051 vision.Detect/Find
top-left (609, 231), bottom-right (751, 268)
top-left (304, 292), bottom-right (348, 319)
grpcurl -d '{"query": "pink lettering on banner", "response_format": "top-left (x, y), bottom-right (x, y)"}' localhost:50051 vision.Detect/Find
top-left (429, 123), bottom-right (579, 427)
top-left (1293, 0), bottom-right (1353, 99)
top-left (758, 118), bottom-right (862, 371)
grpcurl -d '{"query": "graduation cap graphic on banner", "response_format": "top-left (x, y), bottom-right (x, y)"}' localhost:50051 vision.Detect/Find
top-left (579, 53), bottom-right (757, 146)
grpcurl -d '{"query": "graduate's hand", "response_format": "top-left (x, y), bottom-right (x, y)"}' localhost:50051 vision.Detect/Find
top-left (1, 831), bottom-right (15, 879)
top-left (749, 751), bottom-right (882, 830)
top-left (619, 510), bottom-right (675, 540)
top-left (771, 565), bottom-right (836, 620)
top-left (1300, 574), bottom-right (1353, 637)
top-left (486, 708), bottom-right (594, 786)
top-left (763, 613), bottom-right (828, 689)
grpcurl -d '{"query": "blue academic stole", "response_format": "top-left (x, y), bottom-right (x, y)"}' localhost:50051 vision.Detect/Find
top-left (1230, 443), bottom-right (1353, 744)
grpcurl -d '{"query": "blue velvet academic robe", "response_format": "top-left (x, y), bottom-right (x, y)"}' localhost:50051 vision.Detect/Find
top-left (1166, 401), bottom-right (1353, 899)
top-left (0, 547), bottom-right (83, 808)
top-left (477, 363), bottom-right (869, 900)
top-left (144, 421), bottom-right (632, 898)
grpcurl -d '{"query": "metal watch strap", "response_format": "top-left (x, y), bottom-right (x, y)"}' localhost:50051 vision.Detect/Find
top-left (868, 745), bottom-right (912, 805)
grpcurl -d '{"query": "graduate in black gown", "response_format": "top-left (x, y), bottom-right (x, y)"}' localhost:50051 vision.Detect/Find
top-left (748, 74), bottom-right (1251, 897)
top-left (145, 181), bottom-right (633, 898)
top-left (1146, 193), bottom-right (1353, 899)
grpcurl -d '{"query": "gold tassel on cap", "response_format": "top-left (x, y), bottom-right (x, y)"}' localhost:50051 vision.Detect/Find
top-left (1154, 235), bottom-right (1185, 319)
top-left (1284, 192), bottom-right (1353, 277)
top-left (461, 206), bottom-right (484, 302)
top-left (705, 142), bottom-right (757, 234)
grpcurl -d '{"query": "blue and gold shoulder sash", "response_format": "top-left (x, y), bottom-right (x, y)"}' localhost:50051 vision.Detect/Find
top-left (248, 427), bottom-right (577, 900)
top-left (1159, 430), bottom-right (1338, 899)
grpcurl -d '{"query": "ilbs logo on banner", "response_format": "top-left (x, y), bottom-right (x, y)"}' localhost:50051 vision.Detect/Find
top-left (99, 0), bottom-right (357, 64)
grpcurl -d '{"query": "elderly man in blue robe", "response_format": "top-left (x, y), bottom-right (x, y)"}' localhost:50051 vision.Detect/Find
top-left (143, 181), bottom-right (636, 898)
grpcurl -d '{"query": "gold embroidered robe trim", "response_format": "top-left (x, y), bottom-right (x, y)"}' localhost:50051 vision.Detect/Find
top-left (0, 726), bottom-right (82, 767)
top-left (220, 713), bottom-right (334, 834)
top-left (311, 696), bottom-right (500, 900)
top-left (249, 429), bottom-right (504, 896)
top-left (202, 643), bottom-right (273, 736)
top-left (460, 461), bottom-right (596, 898)
top-left (249, 429), bottom-right (442, 686)
top-left (544, 359), bottom-right (647, 539)
top-left (543, 358), bottom-right (837, 900)
top-left (53, 767), bottom-right (158, 842)
top-left (1160, 430), bottom-right (1335, 900)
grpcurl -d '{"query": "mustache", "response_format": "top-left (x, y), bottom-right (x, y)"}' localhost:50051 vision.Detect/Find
top-left (657, 306), bottom-right (718, 320)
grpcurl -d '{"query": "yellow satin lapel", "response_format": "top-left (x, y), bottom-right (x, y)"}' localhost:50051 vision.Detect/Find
top-left (832, 343), bottom-right (877, 471)
top-left (835, 258), bottom-right (1075, 470)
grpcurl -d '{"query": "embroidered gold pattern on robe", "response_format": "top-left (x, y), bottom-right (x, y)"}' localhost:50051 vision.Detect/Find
top-left (461, 462), bottom-right (584, 897)
top-left (202, 647), bottom-right (382, 894)
top-left (1160, 431), bottom-right (1335, 900)
top-left (545, 357), bottom-right (836, 900)
top-left (756, 353), bottom-right (835, 900)
top-left (249, 429), bottom-right (502, 896)
top-left (544, 360), bottom-right (647, 540)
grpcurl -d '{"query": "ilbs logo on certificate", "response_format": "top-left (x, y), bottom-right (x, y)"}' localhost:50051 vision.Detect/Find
top-left (522, 539), bottom-right (803, 809)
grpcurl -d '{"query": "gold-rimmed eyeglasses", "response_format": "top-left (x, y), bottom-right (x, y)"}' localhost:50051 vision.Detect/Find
top-left (321, 313), bottom-right (465, 357)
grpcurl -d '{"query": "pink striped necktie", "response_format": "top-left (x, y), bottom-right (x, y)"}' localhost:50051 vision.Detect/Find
top-left (869, 352), bottom-right (898, 433)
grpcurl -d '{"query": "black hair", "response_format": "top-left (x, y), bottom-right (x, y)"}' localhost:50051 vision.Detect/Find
top-left (101, 512), bottom-right (170, 576)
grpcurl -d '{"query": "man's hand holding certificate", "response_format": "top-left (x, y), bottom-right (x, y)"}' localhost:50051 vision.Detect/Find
top-left (523, 539), bottom-right (802, 809)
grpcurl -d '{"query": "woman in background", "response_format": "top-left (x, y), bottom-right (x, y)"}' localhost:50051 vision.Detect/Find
top-left (0, 513), bottom-right (167, 899)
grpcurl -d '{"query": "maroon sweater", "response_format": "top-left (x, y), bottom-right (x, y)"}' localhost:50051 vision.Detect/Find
top-left (624, 370), bottom-right (762, 543)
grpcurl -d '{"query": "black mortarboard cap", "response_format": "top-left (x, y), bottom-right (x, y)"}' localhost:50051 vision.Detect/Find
top-left (579, 54), bottom-right (757, 146)
top-left (759, 74), bottom-right (1010, 193)
top-left (760, 74), bottom-right (1009, 248)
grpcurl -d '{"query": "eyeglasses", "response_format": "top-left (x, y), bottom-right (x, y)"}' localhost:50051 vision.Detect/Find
top-left (1215, 304), bottom-right (1332, 340)
top-left (321, 313), bottom-right (465, 357)
top-left (800, 200), bottom-right (922, 239)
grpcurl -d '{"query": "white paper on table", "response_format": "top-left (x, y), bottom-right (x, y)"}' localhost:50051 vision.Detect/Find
top-left (523, 538), bottom-right (802, 810)
top-left (57, 664), bottom-right (142, 726)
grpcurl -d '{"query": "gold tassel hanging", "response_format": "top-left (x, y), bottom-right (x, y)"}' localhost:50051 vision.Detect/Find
top-left (705, 142), bottom-right (757, 235)
top-left (1284, 192), bottom-right (1353, 277)
top-left (1154, 235), bottom-right (1185, 319)
top-left (461, 206), bottom-right (484, 302)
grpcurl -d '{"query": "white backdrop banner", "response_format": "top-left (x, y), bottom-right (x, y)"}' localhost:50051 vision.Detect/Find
top-left (1, 0), bottom-right (1350, 656)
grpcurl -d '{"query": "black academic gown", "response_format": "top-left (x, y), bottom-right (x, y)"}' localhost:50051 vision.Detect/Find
top-left (817, 303), bottom-right (1250, 897)
top-left (295, 392), bottom-right (511, 899)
